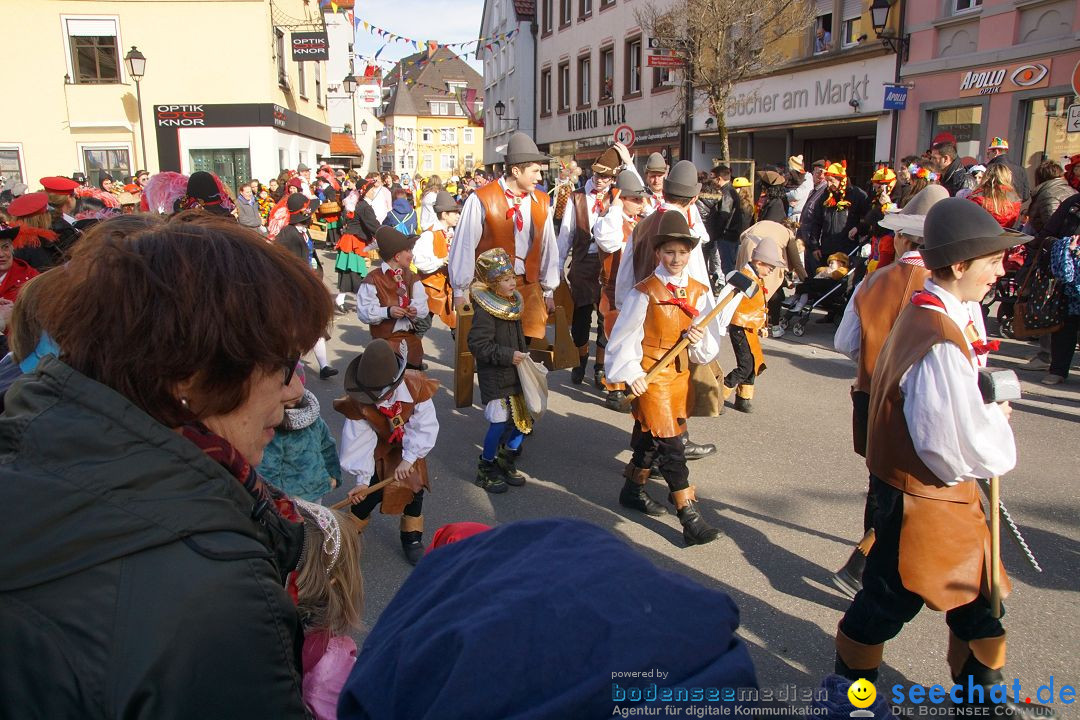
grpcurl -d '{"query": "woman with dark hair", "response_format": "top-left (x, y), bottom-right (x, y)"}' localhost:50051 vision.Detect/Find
top-left (757, 171), bottom-right (789, 223)
top-left (0, 215), bottom-right (333, 719)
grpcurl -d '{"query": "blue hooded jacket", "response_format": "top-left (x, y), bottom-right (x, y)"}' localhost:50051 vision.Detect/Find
top-left (382, 197), bottom-right (418, 235)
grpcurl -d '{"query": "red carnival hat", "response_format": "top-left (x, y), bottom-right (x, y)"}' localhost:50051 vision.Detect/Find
top-left (40, 176), bottom-right (81, 195)
top-left (7, 191), bottom-right (50, 218)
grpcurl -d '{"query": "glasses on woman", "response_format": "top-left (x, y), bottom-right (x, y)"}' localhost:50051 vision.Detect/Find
top-left (282, 356), bottom-right (301, 386)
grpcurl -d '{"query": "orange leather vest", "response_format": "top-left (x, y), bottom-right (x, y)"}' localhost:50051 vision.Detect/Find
top-left (853, 260), bottom-right (930, 393)
top-left (730, 269), bottom-right (767, 332)
top-left (431, 229), bottom-right (449, 259)
top-left (638, 275), bottom-right (703, 359)
top-left (475, 181), bottom-right (546, 283)
top-left (600, 217), bottom-right (637, 306)
top-left (362, 266), bottom-right (418, 339)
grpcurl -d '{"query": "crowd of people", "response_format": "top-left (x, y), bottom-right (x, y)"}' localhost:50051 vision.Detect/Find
top-left (0, 124), bottom-right (1076, 719)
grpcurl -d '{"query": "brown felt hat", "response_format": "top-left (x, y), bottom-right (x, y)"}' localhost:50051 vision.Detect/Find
top-left (375, 225), bottom-right (418, 259)
top-left (758, 170), bottom-right (786, 187)
top-left (663, 161), bottom-right (701, 198)
top-left (344, 339), bottom-right (407, 404)
top-left (591, 148), bottom-right (621, 177)
top-left (919, 197), bottom-right (1031, 270)
top-left (651, 209), bottom-right (698, 250)
top-left (503, 132), bottom-right (551, 165)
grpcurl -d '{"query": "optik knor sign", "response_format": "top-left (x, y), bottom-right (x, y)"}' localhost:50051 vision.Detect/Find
top-left (292, 32), bottom-right (329, 61)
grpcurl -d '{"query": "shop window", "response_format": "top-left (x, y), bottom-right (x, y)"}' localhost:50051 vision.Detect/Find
top-left (0, 148), bottom-right (24, 184)
top-left (931, 106), bottom-right (983, 161)
top-left (625, 37), bottom-right (641, 97)
top-left (559, 0), bottom-right (572, 28)
top-left (82, 146), bottom-right (130, 188)
top-left (954, 0), bottom-right (982, 13)
top-left (1023, 95), bottom-right (1080, 177)
top-left (65, 17), bottom-right (121, 84)
top-left (189, 149), bottom-right (250, 197)
top-left (600, 46), bottom-right (615, 103)
top-left (541, 0), bottom-right (553, 35)
top-left (541, 68), bottom-right (552, 116)
top-left (578, 55), bottom-right (591, 107)
top-left (558, 61), bottom-right (570, 112)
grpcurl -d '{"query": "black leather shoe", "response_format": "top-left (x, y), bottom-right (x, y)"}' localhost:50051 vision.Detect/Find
top-left (571, 362), bottom-right (587, 384)
top-left (619, 477), bottom-right (666, 516)
top-left (605, 390), bottom-right (629, 411)
top-left (677, 501), bottom-right (720, 545)
top-left (953, 655), bottom-right (1056, 719)
top-left (400, 531), bottom-right (424, 566)
top-left (682, 433), bottom-right (716, 460)
top-left (319, 366), bottom-right (339, 380)
top-left (594, 368), bottom-right (607, 390)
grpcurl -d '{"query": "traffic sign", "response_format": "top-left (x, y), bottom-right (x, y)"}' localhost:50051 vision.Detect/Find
top-left (1072, 59), bottom-right (1080, 98)
top-left (647, 54), bottom-right (685, 68)
top-left (1067, 104), bottom-right (1080, 134)
top-left (613, 124), bottom-right (635, 148)
top-left (648, 37), bottom-right (688, 50)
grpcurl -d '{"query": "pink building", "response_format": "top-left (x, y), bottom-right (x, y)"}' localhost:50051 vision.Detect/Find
top-left (897, 0), bottom-right (1079, 185)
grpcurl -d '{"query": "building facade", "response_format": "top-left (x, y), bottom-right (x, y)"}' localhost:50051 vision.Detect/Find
top-left (533, 0), bottom-right (685, 172)
top-left (323, 8), bottom-right (382, 175)
top-left (693, 0), bottom-right (902, 189)
top-left (896, 0), bottom-right (1079, 186)
top-left (0, 0), bottom-right (331, 193)
top-left (377, 48), bottom-right (484, 178)
top-left (480, 0), bottom-right (537, 169)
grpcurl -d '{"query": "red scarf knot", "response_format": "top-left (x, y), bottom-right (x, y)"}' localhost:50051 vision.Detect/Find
top-left (377, 401), bottom-right (406, 444)
top-left (910, 290), bottom-right (946, 310)
top-left (663, 283), bottom-right (700, 318)
top-left (591, 195), bottom-right (604, 215)
top-left (970, 339), bottom-right (1000, 356)
top-left (504, 189), bottom-right (525, 231)
top-left (390, 268), bottom-right (409, 307)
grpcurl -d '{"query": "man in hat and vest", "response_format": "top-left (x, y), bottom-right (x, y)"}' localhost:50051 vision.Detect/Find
top-left (336, 339), bottom-right (440, 565)
top-left (643, 152), bottom-right (669, 211)
top-left (834, 199), bottom-right (1049, 718)
top-left (558, 146), bottom-right (622, 388)
top-left (606, 210), bottom-right (723, 546)
top-left (831, 184), bottom-right (948, 597)
top-left (358, 226), bottom-right (429, 368)
top-left (414, 190), bottom-right (462, 330)
top-left (594, 169), bottom-right (648, 409)
top-left (448, 131), bottom-right (561, 341)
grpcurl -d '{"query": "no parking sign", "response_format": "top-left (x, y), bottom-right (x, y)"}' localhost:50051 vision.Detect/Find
top-left (613, 124), bottom-right (635, 148)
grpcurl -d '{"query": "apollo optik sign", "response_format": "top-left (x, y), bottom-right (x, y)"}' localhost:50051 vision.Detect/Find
top-left (958, 59), bottom-right (1051, 97)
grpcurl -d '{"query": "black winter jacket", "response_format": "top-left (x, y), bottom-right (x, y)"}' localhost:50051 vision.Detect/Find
top-left (940, 158), bottom-right (976, 197)
top-left (0, 358), bottom-right (308, 720)
top-left (1027, 178), bottom-right (1077, 235)
top-left (468, 300), bottom-right (527, 404)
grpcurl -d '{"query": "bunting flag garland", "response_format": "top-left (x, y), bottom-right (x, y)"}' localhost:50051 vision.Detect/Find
top-left (348, 15), bottom-right (519, 54)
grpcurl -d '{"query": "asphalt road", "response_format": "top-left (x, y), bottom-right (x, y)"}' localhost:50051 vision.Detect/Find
top-left (306, 258), bottom-right (1079, 705)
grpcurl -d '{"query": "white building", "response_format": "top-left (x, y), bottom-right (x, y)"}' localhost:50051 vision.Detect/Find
top-left (533, 0), bottom-right (684, 171)
top-left (323, 10), bottom-right (382, 174)
top-left (479, 0), bottom-right (537, 169)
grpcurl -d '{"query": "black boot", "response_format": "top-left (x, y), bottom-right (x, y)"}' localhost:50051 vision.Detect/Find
top-left (953, 653), bottom-right (1055, 719)
top-left (682, 432), bottom-right (716, 460)
top-left (571, 354), bottom-right (588, 384)
top-left (319, 365), bottom-right (339, 380)
top-left (733, 395), bottom-right (752, 413)
top-left (495, 446), bottom-right (526, 486)
top-left (594, 366), bottom-right (607, 390)
top-left (676, 500), bottom-right (720, 546)
top-left (618, 464), bottom-right (665, 516)
top-left (834, 655), bottom-right (879, 683)
top-left (832, 547), bottom-right (867, 599)
top-left (475, 456), bottom-right (508, 494)
top-left (400, 531), bottom-right (424, 565)
top-left (605, 390), bottom-right (629, 411)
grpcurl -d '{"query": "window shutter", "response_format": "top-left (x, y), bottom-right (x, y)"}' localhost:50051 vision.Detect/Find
top-left (67, 18), bottom-right (117, 36)
top-left (842, 0), bottom-right (863, 19)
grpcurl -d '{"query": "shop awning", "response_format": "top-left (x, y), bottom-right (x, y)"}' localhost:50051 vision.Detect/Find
top-left (330, 132), bottom-right (364, 157)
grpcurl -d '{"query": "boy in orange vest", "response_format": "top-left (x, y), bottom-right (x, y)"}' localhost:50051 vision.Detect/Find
top-left (414, 190), bottom-right (461, 330)
top-left (357, 226), bottom-right (429, 368)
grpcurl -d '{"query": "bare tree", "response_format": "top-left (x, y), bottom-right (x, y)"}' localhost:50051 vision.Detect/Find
top-left (637, 0), bottom-right (814, 160)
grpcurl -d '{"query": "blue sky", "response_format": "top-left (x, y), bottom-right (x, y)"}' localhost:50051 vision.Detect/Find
top-left (347, 0), bottom-right (486, 73)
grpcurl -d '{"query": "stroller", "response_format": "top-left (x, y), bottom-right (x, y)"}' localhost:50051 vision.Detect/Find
top-left (980, 244), bottom-right (1026, 338)
top-left (778, 244), bottom-right (867, 337)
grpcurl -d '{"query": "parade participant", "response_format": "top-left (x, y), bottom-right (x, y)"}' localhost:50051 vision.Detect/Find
top-left (787, 155), bottom-right (814, 223)
top-left (831, 184), bottom-right (947, 598)
top-left (297, 162), bottom-right (316, 200)
top-left (256, 365), bottom-right (341, 503)
top-left (756, 170), bottom-right (789, 223)
top-left (643, 152), bottom-right (668, 210)
top-left (6, 192), bottom-right (62, 271)
top-left (834, 199), bottom-right (1048, 718)
top-left (173, 170), bottom-right (235, 217)
top-left (723, 238), bottom-right (784, 413)
top-left (414, 190), bottom-right (461, 330)
top-left (859, 166), bottom-right (898, 273)
top-left (358, 226), bottom-right (429, 369)
top-left (419, 174), bottom-right (442, 229)
top-left (605, 211), bottom-right (722, 546)
top-left (336, 339), bottom-right (439, 565)
top-left (368, 171), bottom-right (393, 223)
top-left (448, 132), bottom-right (560, 342)
top-left (467, 248), bottom-right (534, 493)
top-left (276, 194), bottom-right (339, 381)
top-left (985, 136), bottom-right (1030, 202)
top-left (614, 160), bottom-right (717, 458)
top-left (334, 179), bottom-right (382, 314)
top-left (735, 220), bottom-right (806, 331)
top-left (40, 176), bottom-right (82, 253)
top-left (594, 169), bottom-right (647, 410)
top-left (968, 163), bottom-right (1021, 229)
top-left (293, 499), bottom-right (363, 720)
top-left (803, 161), bottom-right (869, 315)
top-left (0, 231), bottom-right (38, 342)
top-left (558, 147), bottom-right (621, 387)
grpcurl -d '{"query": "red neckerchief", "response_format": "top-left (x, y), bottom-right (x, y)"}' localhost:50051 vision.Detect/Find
top-left (591, 193), bottom-right (604, 216)
top-left (390, 267), bottom-right (409, 308)
top-left (178, 422), bottom-right (302, 604)
top-left (377, 401), bottom-right (406, 444)
top-left (911, 290), bottom-right (998, 356)
top-left (662, 282), bottom-right (700, 318)
top-left (899, 253), bottom-right (925, 267)
top-left (504, 188), bottom-right (526, 231)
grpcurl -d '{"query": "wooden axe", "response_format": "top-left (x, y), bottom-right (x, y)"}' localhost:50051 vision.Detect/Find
top-left (619, 270), bottom-right (759, 408)
top-left (330, 476), bottom-right (397, 511)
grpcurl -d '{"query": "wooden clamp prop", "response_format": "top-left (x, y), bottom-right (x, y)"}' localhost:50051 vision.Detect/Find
top-left (976, 368), bottom-right (1022, 619)
top-left (619, 271), bottom-right (758, 408)
top-left (454, 302), bottom-right (476, 408)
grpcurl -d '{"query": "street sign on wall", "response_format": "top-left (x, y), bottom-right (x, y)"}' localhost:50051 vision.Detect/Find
top-left (291, 32), bottom-right (329, 61)
top-left (647, 54), bottom-right (685, 68)
top-left (883, 85), bottom-right (908, 110)
top-left (1067, 104), bottom-right (1080, 134)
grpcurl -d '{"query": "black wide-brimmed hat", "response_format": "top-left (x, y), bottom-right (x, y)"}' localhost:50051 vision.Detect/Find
top-left (433, 190), bottom-right (461, 214)
top-left (344, 339), bottom-right (407, 404)
top-left (287, 192), bottom-right (312, 225)
top-left (920, 197), bottom-right (1031, 270)
top-left (375, 226), bottom-right (418, 259)
top-left (651, 209), bottom-right (698, 250)
top-left (503, 132), bottom-right (551, 165)
top-left (663, 161), bottom-right (701, 198)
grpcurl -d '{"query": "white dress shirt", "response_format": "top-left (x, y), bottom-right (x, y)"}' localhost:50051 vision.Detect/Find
top-left (593, 210), bottom-right (639, 254)
top-left (356, 262), bottom-right (430, 332)
top-left (371, 186), bottom-right (393, 223)
top-left (413, 220), bottom-right (450, 274)
top-left (834, 250), bottom-right (924, 362)
top-left (899, 279), bottom-right (1014, 485)
top-left (338, 382), bottom-right (440, 485)
top-left (605, 267), bottom-right (720, 386)
top-left (447, 177), bottom-right (561, 298)
top-left (613, 203), bottom-right (711, 310)
top-left (557, 190), bottom-right (605, 267)
top-left (419, 190), bottom-right (438, 230)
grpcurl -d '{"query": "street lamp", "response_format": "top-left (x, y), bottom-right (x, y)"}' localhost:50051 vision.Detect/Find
top-left (360, 120), bottom-right (368, 134)
top-left (342, 74), bottom-right (359, 143)
top-left (493, 100), bottom-right (518, 130)
top-left (124, 46), bottom-right (148, 171)
top-left (869, 0), bottom-right (909, 60)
